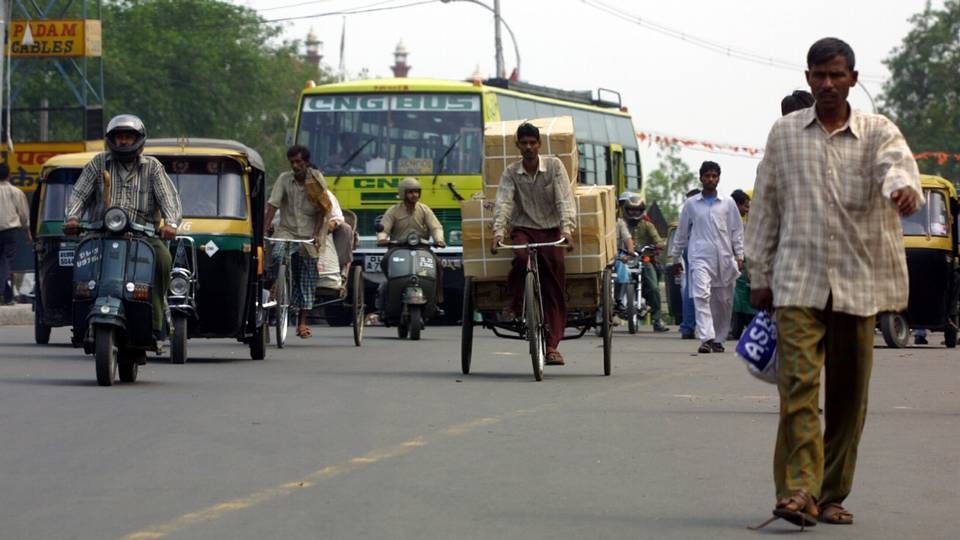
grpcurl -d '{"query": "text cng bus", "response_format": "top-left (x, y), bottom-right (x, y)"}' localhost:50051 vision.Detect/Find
top-left (293, 77), bottom-right (642, 314)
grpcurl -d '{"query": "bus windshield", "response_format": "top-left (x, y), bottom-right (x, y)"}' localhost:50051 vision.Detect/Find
top-left (297, 93), bottom-right (483, 176)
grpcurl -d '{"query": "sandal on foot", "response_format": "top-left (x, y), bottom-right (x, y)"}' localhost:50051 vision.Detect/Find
top-left (296, 327), bottom-right (313, 338)
top-left (819, 502), bottom-right (853, 524)
top-left (545, 351), bottom-right (565, 366)
top-left (773, 490), bottom-right (819, 528)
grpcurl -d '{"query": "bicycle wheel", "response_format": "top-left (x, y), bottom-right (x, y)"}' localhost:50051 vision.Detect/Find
top-left (275, 262), bottom-right (290, 348)
top-left (601, 268), bottom-right (613, 376)
top-left (525, 272), bottom-right (545, 381)
top-left (352, 265), bottom-right (365, 347)
top-left (461, 277), bottom-right (474, 375)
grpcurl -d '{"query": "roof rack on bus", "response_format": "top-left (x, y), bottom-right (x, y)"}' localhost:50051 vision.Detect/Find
top-left (482, 78), bottom-right (622, 109)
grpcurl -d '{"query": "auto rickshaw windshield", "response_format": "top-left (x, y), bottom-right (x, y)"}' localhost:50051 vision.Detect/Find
top-left (163, 158), bottom-right (248, 219)
top-left (41, 168), bottom-right (91, 222)
top-left (902, 189), bottom-right (949, 237)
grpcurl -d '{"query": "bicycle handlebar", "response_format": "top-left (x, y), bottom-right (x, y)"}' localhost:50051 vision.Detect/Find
top-left (498, 238), bottom-right (567, 250)
top-left (265, 236), bottom-right (317, 245)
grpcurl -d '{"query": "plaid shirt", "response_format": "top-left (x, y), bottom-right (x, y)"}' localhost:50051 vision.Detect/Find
top-left (746, 106), bottom-right (923, 317)
top-left (66, 152), bottom-right (182, 228)
top-left (493, 155), bottom-right (576, 237)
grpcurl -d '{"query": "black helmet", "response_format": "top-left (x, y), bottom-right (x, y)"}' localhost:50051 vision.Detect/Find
top-left (622, 193), bottom-right (646, 220)
top-left (105, 114), bottom-right (146, 161)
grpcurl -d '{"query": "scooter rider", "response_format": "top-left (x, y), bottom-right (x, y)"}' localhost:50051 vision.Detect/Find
top-left (64, 114), bottom-right (182, 337)
top-left (621, 193), bottom-right (669, 332)
top-left (376, 177), bottom-right (446, 307)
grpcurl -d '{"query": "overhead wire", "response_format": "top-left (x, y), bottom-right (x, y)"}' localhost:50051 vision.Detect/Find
top-left (263, 0), bottom-right (439, 23)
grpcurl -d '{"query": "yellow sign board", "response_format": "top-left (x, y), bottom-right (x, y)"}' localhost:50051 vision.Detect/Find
top-left (5, 20), bottom-right (102, 57)
top-left (1, 141), bottom-right (103, 192)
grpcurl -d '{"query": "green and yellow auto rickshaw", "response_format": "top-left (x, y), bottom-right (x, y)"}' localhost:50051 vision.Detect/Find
top-left (144, 138), bottom-right (269, 361)
top-left (30, 151), bottom-right (100, 345)
top-left (878, 175), bottom-right (959, 348)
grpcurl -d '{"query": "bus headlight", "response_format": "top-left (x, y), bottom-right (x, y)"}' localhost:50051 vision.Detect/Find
top-left (104, 208), bottom-right (129, 232)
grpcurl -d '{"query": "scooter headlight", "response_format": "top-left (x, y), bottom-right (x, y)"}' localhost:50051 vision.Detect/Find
top-left (170, 276), bottom-right (189, 296)
top-left (406, 233), bottom-right (420, 246)
top-left (104, 207), bottom-right (129, 232)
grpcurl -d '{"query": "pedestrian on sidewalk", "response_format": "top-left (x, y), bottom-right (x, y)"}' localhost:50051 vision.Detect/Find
top-left (0, 163), bottom-right (31, 305)
top-left (670, 162), bottom-right (743, 353)
top-left (746, 37), bottom-right (923, 528)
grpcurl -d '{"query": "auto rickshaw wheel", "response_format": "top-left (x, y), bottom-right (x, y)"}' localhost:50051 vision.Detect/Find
top-left (250, 322), bottom-right (267, 360)
top-left (461, 277), bottom-right (474, 375)
top-left (602, 268), bottom-right (613, 376)
top-left (94, 326), bottom-right (118, 386)
top-left (34, 302), bottom-right (51, 345)
top-left (171, 315), bottom-right (188, 364)
top-left (879, 312), bottom-right (909, 348)
top-left (352, 265), bottom-right (365, 347)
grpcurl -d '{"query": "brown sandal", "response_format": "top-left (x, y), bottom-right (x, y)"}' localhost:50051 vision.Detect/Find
top-left (545, 351), bottom-right (565, 366)
top-left (773, 490), bottom-right (819, 528)
top-left (819, 502), bottom-right (853, 524)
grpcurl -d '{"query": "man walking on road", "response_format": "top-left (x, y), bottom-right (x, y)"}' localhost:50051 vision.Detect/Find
top-left (746, 37), bottom-right (923, 528)
top-left (670, 161), bottom-right (743, 353)
top-left (0, 163), bottom-right (31, 305)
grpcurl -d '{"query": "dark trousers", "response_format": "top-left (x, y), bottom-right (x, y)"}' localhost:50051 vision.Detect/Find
top-left (640, 262), bottom-right (662, 324)
top-left (508, 227), bottom-right (566, 349)
top-left (0, 229), bottom-right (19, 303)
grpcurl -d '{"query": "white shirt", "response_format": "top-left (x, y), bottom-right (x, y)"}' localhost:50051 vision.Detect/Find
top-left (671, 193), bottom-right (744, 286)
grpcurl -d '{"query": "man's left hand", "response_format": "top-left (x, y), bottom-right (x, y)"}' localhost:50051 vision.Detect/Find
top-left (736, 257), bottom-right (744, 271)
top-left (436, 240), bottom-right (446, 248)
top-left (159, 225), bottom-right (178, 240)
top-left (327, 220), bottom-right (339, 232)
top-left (562, 231), bottom-right (575, 251)
top-left (891, 187), bottom-right (920, 216)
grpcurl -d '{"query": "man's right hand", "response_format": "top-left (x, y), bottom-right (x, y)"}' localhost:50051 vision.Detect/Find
top-left (265, 225), bottom-right (274, 237)
top-left (490, 234), bottom-right (502, 254)
top-left (376, 238), bottom-right (389, 247)
top-left (750, 287), bottom-right (774, 311)
top-left (63, 218), bottom-right (80, 237)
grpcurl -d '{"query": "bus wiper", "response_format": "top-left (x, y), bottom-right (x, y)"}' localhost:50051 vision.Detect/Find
top-left (333, 137), bottom-right (375, 186)
top-left (431, 135), bottom-right (461, 186)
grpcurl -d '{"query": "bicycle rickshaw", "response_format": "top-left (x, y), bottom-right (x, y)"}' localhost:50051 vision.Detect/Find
top-left (144, 138), bottom-right (270, 361)
top-left (265, 215), bottom-right (364, 348)
top-left (460, 239), bottom-right (614, 381)
top-left (30, 151), bottom-right (99, 345)
top-left (878, 174), bottom-right (959, 348)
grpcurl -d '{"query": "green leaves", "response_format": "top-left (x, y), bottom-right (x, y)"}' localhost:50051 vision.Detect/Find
top-left (645, 145), bottom-right (698, 224)
top-left (881, 0), bottom-right (960, 183)
top-left (102, 0), bottom-right (334, 178)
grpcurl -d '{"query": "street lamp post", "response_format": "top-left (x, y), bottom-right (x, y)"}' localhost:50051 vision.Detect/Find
top-left (441, 0), bottom-right (520, 79)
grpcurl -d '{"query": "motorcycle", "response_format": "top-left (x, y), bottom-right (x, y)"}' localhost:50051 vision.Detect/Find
top-left (375, 227), bottom-right (440, 341)
top-left (167, 236), bottom-right (198, 364)
top-left (615, 244), bottom-right (656, 334)
top-left (71, 207), bottom-right (168, 386)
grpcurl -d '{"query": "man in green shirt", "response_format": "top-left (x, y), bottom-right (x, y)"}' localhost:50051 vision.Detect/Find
top-left (621, 194), bottom-right (669, 332)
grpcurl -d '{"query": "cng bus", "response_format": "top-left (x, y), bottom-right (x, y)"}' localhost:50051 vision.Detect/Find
top-left (292, 77), bottom-right (642, 319)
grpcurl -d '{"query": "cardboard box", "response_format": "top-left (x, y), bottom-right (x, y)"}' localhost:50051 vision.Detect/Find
top-left (461, 188), bottom-right (615, 279)
top-left (483, 116), bottom-right (579, 194)
top-left (574, 184), bottom-right (617, 260)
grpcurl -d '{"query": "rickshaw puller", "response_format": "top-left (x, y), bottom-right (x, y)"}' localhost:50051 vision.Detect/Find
top-left (491, 122), bottom-right (576, 366)
top-left (64, 114), bottom-right (182, 337)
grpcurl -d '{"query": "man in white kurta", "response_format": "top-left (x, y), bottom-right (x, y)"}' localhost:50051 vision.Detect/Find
top-left (670, 161), bottom-right (744, 353)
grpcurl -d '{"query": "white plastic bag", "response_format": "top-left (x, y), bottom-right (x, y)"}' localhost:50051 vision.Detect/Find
top-left (736, 310), bottom-right (778, 384)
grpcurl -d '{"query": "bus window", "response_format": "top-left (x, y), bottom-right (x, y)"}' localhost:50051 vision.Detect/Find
top-left (513, 98), bottom-right (537, 120)
top-left (534, 101), bottom-right (555, 118)
top-left (604, 116), bottom-right (620, 145)
top-left (625, 150), bottom-right (641, 191)
top-left (596, 144), bottom-right (609, 185)
top-left (589, 114), bottom-right (607, 143)
top-left (579, 142), bottom-right (596, 185)
top-left (570, 108), bottom-right (592, 140)
top-left (298, 93), bottom-right (483, 175)
top-left (496, 95), bottom-right (520, 120)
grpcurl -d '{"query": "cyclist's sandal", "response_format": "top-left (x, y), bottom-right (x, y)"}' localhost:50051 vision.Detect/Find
top-left (545, 351), bottom-right (565, 366)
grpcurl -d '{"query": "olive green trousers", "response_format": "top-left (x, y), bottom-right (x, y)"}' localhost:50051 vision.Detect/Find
top-left (147, 237), bottom-right (172, 333)
top-left (773, 305), bottom-right (875, 505)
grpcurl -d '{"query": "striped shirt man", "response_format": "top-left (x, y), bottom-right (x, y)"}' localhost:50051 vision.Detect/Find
top-left (746, 106), bottom-right (923, 317)
top-left (66, 152), bottom-right (182, 229)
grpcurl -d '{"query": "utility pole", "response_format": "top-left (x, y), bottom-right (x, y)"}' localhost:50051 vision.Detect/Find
top-left (493, 0), bottom-right (504, 78)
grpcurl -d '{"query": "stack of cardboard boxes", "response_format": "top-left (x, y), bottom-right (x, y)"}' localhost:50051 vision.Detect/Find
top-left (462, 115), bottom-right (617, 287)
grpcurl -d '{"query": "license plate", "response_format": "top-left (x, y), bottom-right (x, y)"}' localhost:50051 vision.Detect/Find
top-left (59, 249), bottom-right (75, 267)
top-left (364, 255), bottom-right (382, 272)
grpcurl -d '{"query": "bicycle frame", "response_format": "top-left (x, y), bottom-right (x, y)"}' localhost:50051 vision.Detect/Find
top-left (497, 238), bottom-right (566, 338)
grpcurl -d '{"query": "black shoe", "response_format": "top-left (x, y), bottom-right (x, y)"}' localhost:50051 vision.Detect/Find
top-left (710, 341), bottom-right (725, 353)
top-left (653, 323), bottom-right (670, 333)
top-left (698, 340), bottom-right (713, 353)
top-left (681, 332), bottom-right (695, 340)
top-left (915, 336), bottom-right (928, 345)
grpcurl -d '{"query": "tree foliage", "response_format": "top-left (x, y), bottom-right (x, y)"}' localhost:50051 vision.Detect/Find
top-left (880, 0), bottom-right (960, 183)
top-left (645, 145), bottom-right (698, 224)
top-left (101, 0), bottom-right (333, 178)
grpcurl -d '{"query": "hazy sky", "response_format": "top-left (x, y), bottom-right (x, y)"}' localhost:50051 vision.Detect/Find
top-left (234, 0), bottom-right (939, 195)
